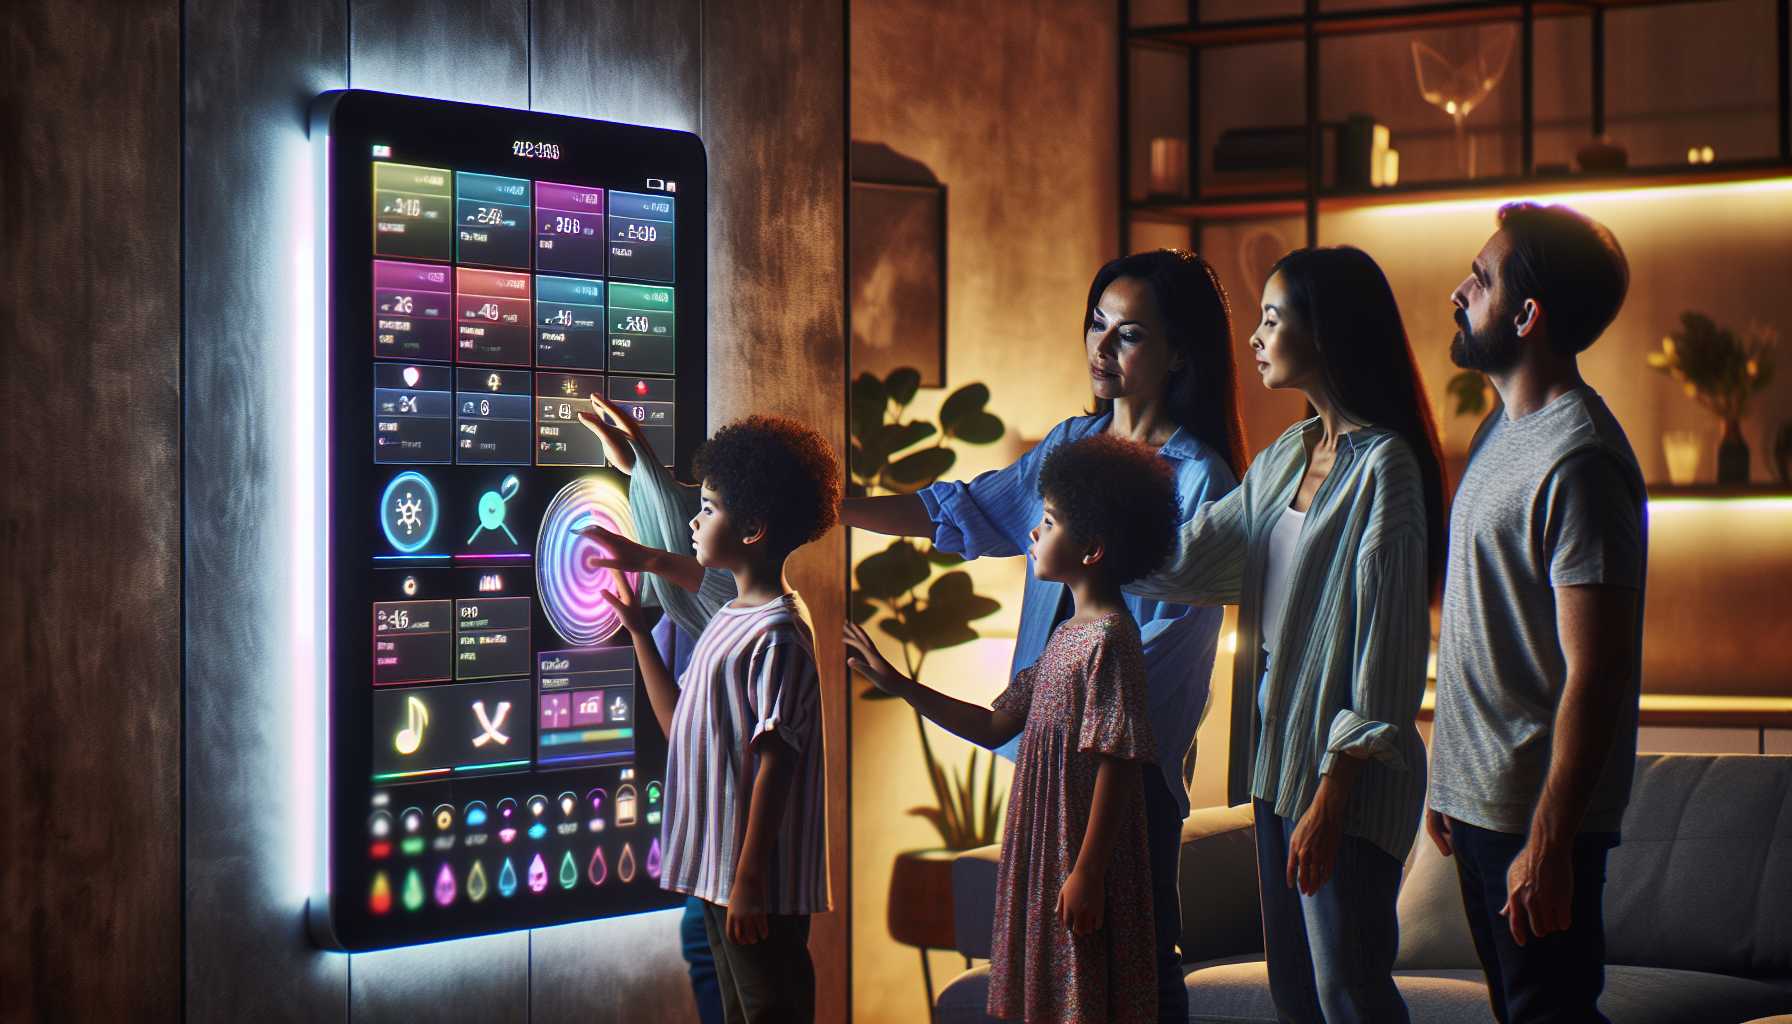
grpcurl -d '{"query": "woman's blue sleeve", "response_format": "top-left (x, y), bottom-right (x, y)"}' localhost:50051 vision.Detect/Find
top-left (916, 420), bottom-right (1068, 559)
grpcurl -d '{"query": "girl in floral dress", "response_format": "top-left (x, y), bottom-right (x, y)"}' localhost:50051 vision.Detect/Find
top-left (845, 434), bottom-right (1183, 1023)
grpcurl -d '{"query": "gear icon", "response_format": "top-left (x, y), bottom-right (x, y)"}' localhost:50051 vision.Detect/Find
top-left (394, 490), bottom-right (425, 535)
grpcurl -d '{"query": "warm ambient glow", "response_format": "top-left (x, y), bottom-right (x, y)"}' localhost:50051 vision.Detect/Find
top-left (1364, 176), bottom-right (1792, 218)
top-left (1648, 496), bottom-right (1792, 512)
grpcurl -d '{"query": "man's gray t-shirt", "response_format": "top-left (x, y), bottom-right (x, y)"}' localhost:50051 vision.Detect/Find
top-left (1430, 388), bottom-right (1647, 835)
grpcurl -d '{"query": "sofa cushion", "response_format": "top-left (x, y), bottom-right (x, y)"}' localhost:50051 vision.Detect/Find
top-left (1604, 754), bottom-right (1792, 977)
top-left (1394, 816), bottom-right (1480, 970)
top-left (1177, 803), bottom-right (1263, 964)
top-left (1185, 960), bottom-right (1792, 1024)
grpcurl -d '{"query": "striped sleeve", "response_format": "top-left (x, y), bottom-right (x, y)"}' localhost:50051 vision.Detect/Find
top-left (1126, 475), bottom-right (1252, 606)
top-left (747, 635), bottom-right (819, 754)
top-left (918, 419), bottom-right (1070, 558)
top-left (1321, 450), bottom-right (1430, 775)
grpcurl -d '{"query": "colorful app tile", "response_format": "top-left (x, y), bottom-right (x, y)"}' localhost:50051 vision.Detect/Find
top-left (605, 283), bottom-right (675, 375)
top-left (374, 363), bottom-right (453, 464)
top-left (455, 368), bottom-right (533, 465)
top-left (534, 372), bottom-right (606, 466)
top-left (534, 182), bottom-right (605, 277)
top-left (373, 163), bottom-right (453, 262)
top-left (455, 172), bottom-right (532, 270)
top-left (605, 191), bottom-right (675, 282)
top-left (456, 268), bottom-right (533, 366)
top-left (374, 261), bottom-right (453, 362)
top-left (535, 275), bottom-right (606, 370)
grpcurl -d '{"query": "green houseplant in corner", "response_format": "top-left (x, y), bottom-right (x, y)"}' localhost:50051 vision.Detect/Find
top-left (849, 366), bottom-right (1008, 983)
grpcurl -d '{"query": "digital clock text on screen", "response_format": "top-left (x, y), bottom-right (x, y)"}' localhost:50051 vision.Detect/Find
top-left (513, 141), bottom-right (562, 160)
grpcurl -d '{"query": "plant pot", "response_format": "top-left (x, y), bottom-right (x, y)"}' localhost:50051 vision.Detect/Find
top-left (1717, 418), bottom-right (1750, 485)
top-left (887, 848), bottom-right (959, 950)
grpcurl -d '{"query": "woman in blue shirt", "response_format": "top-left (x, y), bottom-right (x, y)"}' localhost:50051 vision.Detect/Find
top-left (846, 249), bottom-right (1248, 1024)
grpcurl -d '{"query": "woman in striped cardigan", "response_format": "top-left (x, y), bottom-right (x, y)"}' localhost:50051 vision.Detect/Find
top-left (1129, 246), bottom-right (1447, 1024)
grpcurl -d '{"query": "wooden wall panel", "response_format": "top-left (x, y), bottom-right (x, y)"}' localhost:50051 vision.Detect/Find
top-left (349, 0), bottom-right (530, 107)
top-left (531, 0), bottom-right (701, 132)
top-left (182, 0), bottom-right (349, 1018)
top-left (703, 1), bottom-right (852, 1020)
top-left (0, 0), bottom-right (182, 1018)
top-left (526, 5), bottom-right (707, 1018)
top-left (342, 1), bottom-right (532, 1015)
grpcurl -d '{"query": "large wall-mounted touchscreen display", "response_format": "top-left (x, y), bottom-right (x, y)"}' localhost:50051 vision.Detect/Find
top-left (310, 90), bottom-right (705, 950)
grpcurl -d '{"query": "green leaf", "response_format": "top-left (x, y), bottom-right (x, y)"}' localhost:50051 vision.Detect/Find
top-left (848, 441), bottom-right (884, 482)
top-left (848, 594), bottom-right (879, 625)
top-left (905, 606), bottom-right (979, 652)
top-left (850, 372), bottom-right (887, 443)
top-left (883, 447), bottom-right (956, 490)
top-left (927, 571), bottom-right (1002, 622)
top-left (938, 382), bottom-right (990, 432)
top-left (884, 367), bottom-right (922, 406)
top-left (923, 546), bottom-right (964, 567)
top-left (878, 420), bottom-right (937, 457)
top-left (1446, 370), bottom-right (1487, 418)
top-left (855, 539), bottom-right (933, 598)
top-left (952, 410), bottom-right (1005, 444)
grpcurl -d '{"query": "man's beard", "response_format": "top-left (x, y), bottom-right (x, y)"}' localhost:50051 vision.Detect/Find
top-left (1450, 306), bottom-right (1522, 373)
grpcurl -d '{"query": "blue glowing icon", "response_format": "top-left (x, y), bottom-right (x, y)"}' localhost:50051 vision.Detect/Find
top-left (467, 474), bottom-right (520, 545)
top-left (465, 801), bottom-right (489, 828)
top-left (380, 471), bottom-right (440, 553)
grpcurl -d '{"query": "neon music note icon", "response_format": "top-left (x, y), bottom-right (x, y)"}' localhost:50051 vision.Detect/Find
top-left (394, 695), bottom-right (429, 755)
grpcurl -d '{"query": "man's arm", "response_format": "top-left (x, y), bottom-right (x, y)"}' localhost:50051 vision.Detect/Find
top-left (1505, 583), bottom-right (1637, 944)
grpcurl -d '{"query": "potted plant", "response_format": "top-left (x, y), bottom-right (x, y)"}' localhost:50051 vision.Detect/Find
top-left (1647, 312), bottom-right (1778, 484)
top-left (849, 367), bottom-right (1008, 958)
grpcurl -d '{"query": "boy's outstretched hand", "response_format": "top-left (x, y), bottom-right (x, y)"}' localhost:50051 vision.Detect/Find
top-left (843, 622), bottom-right (911, 699)
top-left (579, 521), bottom-right (657, 574)
top-left (575, 393), bottom-right (660, 476)
top-left (598, 568), bottom-right (649, 636)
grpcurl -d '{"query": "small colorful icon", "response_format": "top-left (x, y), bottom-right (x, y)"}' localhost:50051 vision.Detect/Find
top-left (586, 788), bottom-right (608, 833)
top-left (618, 842), bottom-right (637, 884)
top-left (528, 795), bottom-right (549, 818)
top-left (369, 810), bottom-right (393, 838)
top-left (471, 699), bottom-right (513, 747)
top-left (616, 785), bottom-right (638, 827)
top-left (572, 690), bottom-right (604, 727)
top-left (465, 801), bottom-right (489, 828)
top-left (558, 851), bottom-right (578, 890)
top-left (402, 365), bottom-right (421, 388)
top-left (402, 868), bottom-right (426, 912)
top-left (369, 871), bottom-right (393, 915)
top-left (527, 853), bottom-right (549, 893)
top-left (587, 846), bottom-right (609, 886)
top-left (467, 475), bottom-right (521, 545)
top-left (528, 822), bottom-right (548, 841)
top-left (498, 857), bottom-right (519, 898)
top-left (647, 781), bottom-right (662, 805)
top-left (402, 575), bottom-right (418, 596)
top-left (559, 792), bottom-right (577, 818)
top-left (540, 692), bottom-right (571, 730)
top-left (646, 837), bottom-right (663, 880)
top-left (402, 807), bottom-right (424, 834)
top-left (433, 863), bottom-right (457, 907)
top-left (393, 696), bottom-right (429, 755)
top-left (433, 805), bottom-right (455, 831)
top-left (380, 471), bottom-right (440, 554)
top-left (467, 860), bottom-right (489, 903)
top-left (610, 694), bottom-right (629, 722)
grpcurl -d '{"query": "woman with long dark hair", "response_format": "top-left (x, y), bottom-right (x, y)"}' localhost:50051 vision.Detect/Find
top-left (1129, 245), bottom-right (1445, 1022)
top-left (846, 249), bottom-right (1247, 1023)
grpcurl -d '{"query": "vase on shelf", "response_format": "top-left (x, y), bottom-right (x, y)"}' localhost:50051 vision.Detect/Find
top-left (1717, 418), bottom-right (1750, 485)
top-left (1662, 430), bottom-right (1702, 486)
top-left (1410, 25), bottom-right (1516, 180)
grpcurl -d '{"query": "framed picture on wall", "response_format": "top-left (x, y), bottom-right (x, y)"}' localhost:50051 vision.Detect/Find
top-left (850, 179), bottom-right (946, 388)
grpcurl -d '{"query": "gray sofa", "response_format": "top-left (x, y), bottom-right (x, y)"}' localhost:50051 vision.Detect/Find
top-left (938, 754), bottom-right (1792, 1023)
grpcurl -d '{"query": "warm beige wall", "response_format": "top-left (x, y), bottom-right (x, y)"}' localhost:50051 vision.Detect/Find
top-left (850, 0), bottom-right (1119, 1019)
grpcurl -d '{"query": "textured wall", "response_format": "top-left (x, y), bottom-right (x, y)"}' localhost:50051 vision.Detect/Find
top-left (0, 0), bottom-right (182, 1018)
top-left (182, 0), bottom-right (848, 1020)
top-left (848, 1), bottom-right (1119, 1019)
top-left (703, 1), bottom-right (851, 1019)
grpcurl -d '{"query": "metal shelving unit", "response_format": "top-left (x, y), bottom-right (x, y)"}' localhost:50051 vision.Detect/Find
top-left (1119, 0), bottom-right (1792, 251)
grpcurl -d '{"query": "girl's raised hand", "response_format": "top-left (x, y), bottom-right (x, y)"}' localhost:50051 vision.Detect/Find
top-left (843, 621), bottom-right (910, 699)
top-left (575, 393), bottom-right (661, 476)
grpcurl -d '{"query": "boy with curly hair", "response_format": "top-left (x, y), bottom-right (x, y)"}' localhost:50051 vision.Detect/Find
top-left (595, 414), bottom-right (841, 1024)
